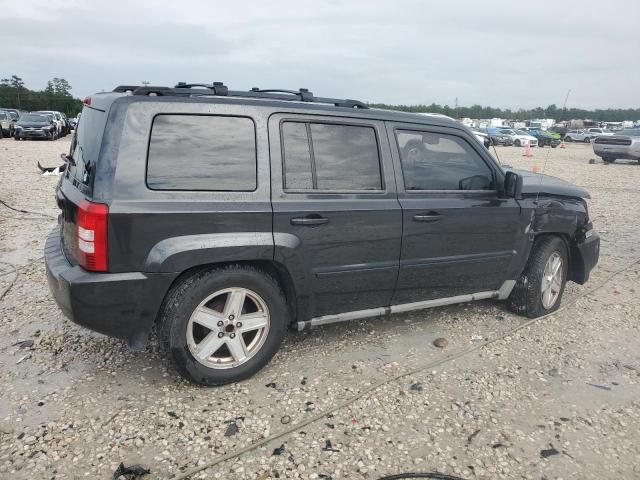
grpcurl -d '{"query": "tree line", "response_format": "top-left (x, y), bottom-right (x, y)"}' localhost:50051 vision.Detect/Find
top-left (0, 75), bottom-right (83, 116)
top-left (369, 102), bottom-right (640, 123)
top-left (2, 74), bottom-right (638, 122)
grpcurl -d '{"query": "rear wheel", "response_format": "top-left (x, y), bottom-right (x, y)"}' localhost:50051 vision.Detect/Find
top-left (564, 136), bottom-right (572, 142)
top-left (602, 157), bottom-right (615, 164)
top-left (159, 265), bottom-right (290, 385)
top-left (508, 236), bottom-right (568, 318)
top-left (514, 139), bottom-right (522, 147)
top-left (583, 137), bottom-right (591, 143)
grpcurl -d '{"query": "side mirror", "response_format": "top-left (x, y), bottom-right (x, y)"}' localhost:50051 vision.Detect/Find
top-left (504, 171), bottom-right (523, 199)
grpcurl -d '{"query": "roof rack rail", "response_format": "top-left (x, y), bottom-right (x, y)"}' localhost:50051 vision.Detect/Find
top-left (113, 85), bottom-right (143, 93)
top-left (118, 82), bottom-right (368, 109)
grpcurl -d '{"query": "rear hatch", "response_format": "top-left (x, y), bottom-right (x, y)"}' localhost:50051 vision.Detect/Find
top-left (57, 99), bottom-right (111, 268)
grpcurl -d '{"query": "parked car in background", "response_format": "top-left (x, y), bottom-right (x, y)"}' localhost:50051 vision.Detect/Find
top-left (60, 113), bottom-right (71, 134)
top-left (564, 129), bottom-right (594, 143)
top-left (471, 129), bottom-right (491, 148)
top-left (14, 112), bottom-right (57, 140)
top-left (0, 108), bottom-right (21, 121)
top-left (586, 127), bottom-right (614, 138)
top-left (523, 128), bottom-right (561, 148)
top-left (549, 126), bottom-right (568, 137)
top-left (499, 128), bottom-right (538, 147)
top-left (592, 128), bottom-right (640, 163)
top-left (44, 82), bottom-right (599, 384)
top-left (68, 116), bottom-right (79, 129)
top-left (482, 127), bottom-right (514, 146)
top-left (36, 110), bottom-right (65, 138)
top-left (0, 111), bottom-right (15, 138)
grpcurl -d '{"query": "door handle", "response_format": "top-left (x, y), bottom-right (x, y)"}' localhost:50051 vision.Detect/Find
top-left (290, 216), bottom-right (329, 226)
top-left (413, 213), bottom-right (442, 223)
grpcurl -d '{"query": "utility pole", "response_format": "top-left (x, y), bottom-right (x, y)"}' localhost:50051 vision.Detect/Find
top-left (142, 80), bottom-right (150, 87)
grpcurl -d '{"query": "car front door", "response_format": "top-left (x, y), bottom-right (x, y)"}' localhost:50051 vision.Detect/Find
top-left (387, 122), bottom-right (524, 305)
top-left (269, 113), bottom-right (402, 321)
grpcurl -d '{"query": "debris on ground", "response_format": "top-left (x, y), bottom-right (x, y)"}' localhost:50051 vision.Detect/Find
top-left (540, 446), bottom-right (560, 458)
top-left (272, 444), bottom-right (286, 456)
top-left (410, 382), bottom-right (423, 392)
top-left (280, 415), bottom-right (291, 425)
top-left (112, 462), bottom-right (150, 479)
top-left (322, 439), bottom-right (340, 452)
top-left (586, 383), bottom-right (612, 391)
top-left (265, 382), bottom-right (277, 388)
top-left (14, 339), bottom-right (34, 349)
top-left (224, 421), bottom-right (239, 437)
top-left (433, 337), bottom-right (448, 348)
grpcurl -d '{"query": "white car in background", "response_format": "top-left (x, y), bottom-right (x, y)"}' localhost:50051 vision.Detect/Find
top-left (499, 128), bottom-right (538, 147)
top-left (585, 127), bottom-right (614, 138)
top-left (564, 129), bottom-right (593, 143)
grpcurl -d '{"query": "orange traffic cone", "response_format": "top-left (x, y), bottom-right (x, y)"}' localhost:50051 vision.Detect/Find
top-left (532, 163), bottom-right (541, 173)
top-left (523, 143), bottom-right (533, 157)
top-left (560, 139), bottom-right (566, 149)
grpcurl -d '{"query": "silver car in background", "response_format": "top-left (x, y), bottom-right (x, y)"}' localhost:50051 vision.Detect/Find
top-left (592, 129), bottom-right (640, 163)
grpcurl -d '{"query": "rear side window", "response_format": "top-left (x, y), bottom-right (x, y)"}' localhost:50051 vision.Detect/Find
top-left (147, 115), bottom-right (257, 191)
top-left (282, 121), bottom-right (382, 191)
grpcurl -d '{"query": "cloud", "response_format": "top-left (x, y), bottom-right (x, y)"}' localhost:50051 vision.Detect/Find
top-left (0, 0), bottom-right (638, 109)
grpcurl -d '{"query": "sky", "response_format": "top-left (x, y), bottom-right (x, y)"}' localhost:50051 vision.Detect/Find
top-left (1, 0), bottom-right (638, 110)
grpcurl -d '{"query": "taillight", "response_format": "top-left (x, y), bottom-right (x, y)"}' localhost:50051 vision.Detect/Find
top-left (83, 96), bottom-right (92, 106)
top-left (77, 200), bottom-right (108, 272)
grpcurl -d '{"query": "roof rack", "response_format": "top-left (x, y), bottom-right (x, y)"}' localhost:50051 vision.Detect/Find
top-left (111, 82), bottom-right (368, 109)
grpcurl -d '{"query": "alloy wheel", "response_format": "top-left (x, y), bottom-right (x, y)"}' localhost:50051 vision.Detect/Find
top-left (541, 252), bottom-right (563, 309)
top-left (186, 287), bottom-right (270, 369)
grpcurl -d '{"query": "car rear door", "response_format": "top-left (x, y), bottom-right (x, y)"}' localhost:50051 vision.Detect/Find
top-left (269, 113), bottom-right (402, 321)
top-left (386, 122), bottom-right (523, 305)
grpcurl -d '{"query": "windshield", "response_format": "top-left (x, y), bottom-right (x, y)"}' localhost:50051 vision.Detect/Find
top-left (516, 130), bottom-right (530, 136)
top-left (0, 112), bottom-right (7, 120)
top-left (499, 129), bottom-right (516, 135)
top-left (19, 114), bottom-right (49, 122)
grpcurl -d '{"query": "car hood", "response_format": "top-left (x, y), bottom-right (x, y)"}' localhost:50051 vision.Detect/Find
top-left (508, 169), bottom-right (590, 199)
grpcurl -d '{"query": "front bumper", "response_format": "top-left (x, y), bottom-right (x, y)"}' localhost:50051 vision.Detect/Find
top-left (572, 231), bottom-right (600, 284)
top-left (16, 129), bottom-right (51, 139)
top-left (593, 144), bottom-right (640, 160)
top-left (45, 227), bottom-right (177, 349)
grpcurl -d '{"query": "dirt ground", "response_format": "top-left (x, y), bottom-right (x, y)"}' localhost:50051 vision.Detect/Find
top-left (1, 137), bottom-right (639, 480)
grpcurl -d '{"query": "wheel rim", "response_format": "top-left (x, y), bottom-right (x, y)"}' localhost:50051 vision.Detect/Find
top-left (186, 287), bottom-right (270, 369)
top-left (541, 252), bottom-right (563, 309)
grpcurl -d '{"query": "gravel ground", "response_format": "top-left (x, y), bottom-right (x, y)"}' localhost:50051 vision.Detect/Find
top-left (1, 138), bottom-right (639, 480)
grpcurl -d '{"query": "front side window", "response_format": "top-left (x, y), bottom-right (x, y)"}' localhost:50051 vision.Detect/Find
top-left (147, 115), bottom-right (257, 191)
top-left (282, 121), bottom-right (382, 191)
top-left (396, 130), bottom-right (494, 191)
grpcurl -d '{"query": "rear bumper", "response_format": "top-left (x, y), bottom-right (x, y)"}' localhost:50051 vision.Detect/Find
top-left (45, 227), bottom-right (177, 349)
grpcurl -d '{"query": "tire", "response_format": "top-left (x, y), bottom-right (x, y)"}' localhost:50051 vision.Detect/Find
top-left (159, 265), bottom-right (290, 385)
top-left (14, 136), bottom-right (20, 141)
top-left (602, 157), bottom-right (615, 164)
top-left (583, 137), bottom-right (591, 143)
top-left (564, 136), bottom-right (572, 142)
top-left (514, 139), bottom-right (522, 147)
top-left (508, 236), bottom-right (568, 318)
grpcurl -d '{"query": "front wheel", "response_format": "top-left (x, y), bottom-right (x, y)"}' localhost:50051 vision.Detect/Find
top-left (508, 236), bottom-right (568, 318)
top-left (583, 137), bottom-right (591, 143)
top-left (159, 265), bottom-right (290, 385)
top-left (514, 139), bottom-right (522, 147)
top-left (564, 136), bottom-right (572, 142)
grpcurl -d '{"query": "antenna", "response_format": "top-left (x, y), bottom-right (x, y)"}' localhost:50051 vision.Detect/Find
top-left (534, 89), bottom-right (571, 204)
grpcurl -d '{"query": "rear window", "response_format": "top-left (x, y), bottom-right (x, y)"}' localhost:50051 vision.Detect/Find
top-left (66, 106), bottom-right (107, 191)
top-left (281, 121), bottom-right (382, 191)
top-left (147, 115), bottom-right (257, 191)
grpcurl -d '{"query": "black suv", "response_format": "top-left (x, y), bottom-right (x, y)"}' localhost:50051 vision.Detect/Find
top-left (45, 83), bottom-right (600, 385)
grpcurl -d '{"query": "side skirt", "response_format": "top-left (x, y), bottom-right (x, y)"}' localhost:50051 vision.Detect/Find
top-left (296, 280), bottom-right (517, 331)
